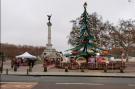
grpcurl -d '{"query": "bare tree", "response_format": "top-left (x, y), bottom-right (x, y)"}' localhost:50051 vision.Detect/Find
top-left (1, 43), bottom-right (45, 59)
top-left (110, 19), bottom-right (135, 61)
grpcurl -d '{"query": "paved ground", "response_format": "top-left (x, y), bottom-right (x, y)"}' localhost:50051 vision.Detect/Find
top-left (1, 82), bottom-right (37, 89)
top-left (1, 82), bottom-right (135, 89)
top-left (1, 75), bottom-right (135, 89)
top-left (1, 60), bottom-right (135, 77)
top-left (1, 61), bottom-right (135, 89)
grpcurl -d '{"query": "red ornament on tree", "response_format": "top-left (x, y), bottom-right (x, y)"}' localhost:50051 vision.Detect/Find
top-left (72, 50), bottom-right (80, 55)
top-left (81, 40), bottom-right (88, 44)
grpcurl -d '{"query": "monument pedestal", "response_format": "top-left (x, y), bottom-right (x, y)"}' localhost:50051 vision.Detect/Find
top-left (42, 47), bottom-right (61, 60)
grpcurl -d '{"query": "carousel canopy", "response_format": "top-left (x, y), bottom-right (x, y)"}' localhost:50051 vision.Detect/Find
top-left (16, 52), bottom-right (37, 59)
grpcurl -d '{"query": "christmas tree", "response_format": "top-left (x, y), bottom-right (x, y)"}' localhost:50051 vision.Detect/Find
top-left (66, 2), bottom-right (98, 62)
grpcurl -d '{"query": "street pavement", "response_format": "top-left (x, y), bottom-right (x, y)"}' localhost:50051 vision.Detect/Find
top-left (0, 82), bottom-right (38, 89)
top-left (1, 75), bottom-right (135, 89)
top-left (1, 60), bottom-right (135, 77)
top-left (1, 60), bottom-right (135, 89)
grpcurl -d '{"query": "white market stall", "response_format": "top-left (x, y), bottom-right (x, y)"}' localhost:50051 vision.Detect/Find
top-left (16, 52), bottom-right (37, 59)
top-left (15, 52), bottom-right (37, 66)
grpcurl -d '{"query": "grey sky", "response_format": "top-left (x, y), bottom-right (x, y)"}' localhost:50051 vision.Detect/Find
top-left (1, 0), bottom-right (135, 52)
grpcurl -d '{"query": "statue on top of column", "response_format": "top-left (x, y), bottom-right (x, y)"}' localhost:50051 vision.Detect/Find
top-left (47, 14), bottom-right (52, 23)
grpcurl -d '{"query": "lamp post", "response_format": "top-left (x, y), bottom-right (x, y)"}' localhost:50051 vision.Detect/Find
top-left (0, 52), bottom-right (5, 73)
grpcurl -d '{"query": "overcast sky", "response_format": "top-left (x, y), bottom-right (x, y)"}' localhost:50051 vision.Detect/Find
top-left (1, 0), bottom-right (135, 52)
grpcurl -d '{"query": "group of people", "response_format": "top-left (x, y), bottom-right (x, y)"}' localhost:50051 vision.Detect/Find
top-left (88, 55), bottom-right (109, 64)
top-left (11, 58), bottom-right (36, 70)
top-left (43, 57), bottom-right (63, 67)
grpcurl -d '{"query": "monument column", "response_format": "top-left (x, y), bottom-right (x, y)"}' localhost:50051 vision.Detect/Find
top-left (41, 15), bottom-right (62, 61)
top-left (46, 15), bottom-right (52, 49)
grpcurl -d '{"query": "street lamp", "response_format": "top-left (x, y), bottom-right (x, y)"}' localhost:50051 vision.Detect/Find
top-left (0, 52), bottom-right (5, 73)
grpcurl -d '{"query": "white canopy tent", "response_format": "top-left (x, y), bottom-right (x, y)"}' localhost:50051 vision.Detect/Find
top-left (16, 52), bottom-right (37, 60)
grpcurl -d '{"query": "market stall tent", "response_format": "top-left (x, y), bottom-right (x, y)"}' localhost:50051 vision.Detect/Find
top-left (16, 52), bottom-right (37, 59)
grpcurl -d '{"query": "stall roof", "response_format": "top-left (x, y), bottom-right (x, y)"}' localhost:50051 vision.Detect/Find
top-left (16, 52), bottom-right (37, 59)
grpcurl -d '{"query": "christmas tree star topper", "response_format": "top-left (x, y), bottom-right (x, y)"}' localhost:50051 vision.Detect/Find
top-left (83, 2), bottom-right (87, 8)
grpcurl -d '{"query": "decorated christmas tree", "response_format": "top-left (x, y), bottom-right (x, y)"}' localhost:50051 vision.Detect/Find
top-left (66, 2), bottom-right (98, 62)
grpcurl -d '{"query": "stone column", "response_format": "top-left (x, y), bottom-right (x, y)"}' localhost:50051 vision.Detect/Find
top-left (46, 22), bottom-right (52, 49)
